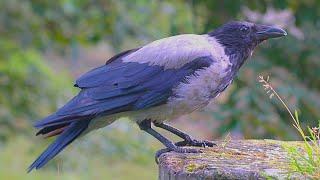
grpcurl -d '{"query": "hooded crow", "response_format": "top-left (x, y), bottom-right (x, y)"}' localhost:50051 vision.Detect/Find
top-left (28, 21), bottom-right (287, 172)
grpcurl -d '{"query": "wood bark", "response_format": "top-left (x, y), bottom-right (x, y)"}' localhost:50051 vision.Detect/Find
top-left (158, 139), bottom-right (303, 180)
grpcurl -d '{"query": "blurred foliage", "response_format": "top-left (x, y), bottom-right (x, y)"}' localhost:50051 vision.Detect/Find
top-left (0, 40), bottom-right (73, 141)
top-left (0, 0), bottom-right (114, 49)
top-left (0, 0), bottom-right (320, 179)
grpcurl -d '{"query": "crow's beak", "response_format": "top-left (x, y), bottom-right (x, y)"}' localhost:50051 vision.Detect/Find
top-left (256, 25), bottom-right (287, 40)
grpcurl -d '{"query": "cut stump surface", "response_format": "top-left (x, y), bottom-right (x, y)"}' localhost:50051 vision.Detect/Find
top-left (158, 139), bottom-right (303, 180)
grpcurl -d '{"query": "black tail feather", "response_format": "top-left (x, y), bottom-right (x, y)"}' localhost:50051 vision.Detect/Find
top-left (36, 124), bottom-right (70, 136)
top-left (27, 120), bottom-right (90, 173)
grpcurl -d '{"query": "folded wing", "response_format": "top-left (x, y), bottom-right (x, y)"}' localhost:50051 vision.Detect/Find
top-left (35, 35), bottom-right (216, 129)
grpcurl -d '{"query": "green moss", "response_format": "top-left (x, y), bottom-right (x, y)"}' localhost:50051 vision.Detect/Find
top-left (185, 164), bottom-right (198, 172)
top-left (185, 163), bottom-right (210, 172)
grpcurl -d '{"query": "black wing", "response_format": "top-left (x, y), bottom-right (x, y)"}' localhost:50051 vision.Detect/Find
top-left (34, 54), bottom-right (214, 128)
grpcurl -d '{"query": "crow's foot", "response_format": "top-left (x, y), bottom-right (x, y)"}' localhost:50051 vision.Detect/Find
top-left (155, 140), bottom-right (216, 163)
top-left (187, 139), bottom-right (217, 147)
top-left (175, 139), bottom-right (216, 147)
top-left (155, 145), bottom-right (201, 164)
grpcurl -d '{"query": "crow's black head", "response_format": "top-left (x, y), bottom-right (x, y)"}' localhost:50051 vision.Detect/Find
top-left (209, 21), bottom-right (287, 68)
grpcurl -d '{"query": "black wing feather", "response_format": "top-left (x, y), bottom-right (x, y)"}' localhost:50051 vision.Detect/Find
top-left (35, 56), bottom-right (214, 129)
top-left (75, 48), bottom-right (140, 88)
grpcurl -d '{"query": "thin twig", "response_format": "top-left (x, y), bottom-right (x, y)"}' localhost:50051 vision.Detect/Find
top-left (258, 76), bottom-right (297, 124)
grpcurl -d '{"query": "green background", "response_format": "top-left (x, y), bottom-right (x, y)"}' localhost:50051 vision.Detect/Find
top-left (1, 0), bottom-right (319, 179)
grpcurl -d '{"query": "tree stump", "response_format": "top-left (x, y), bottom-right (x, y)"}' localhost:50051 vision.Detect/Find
top-left (158, 139), bottom-right (303, 180)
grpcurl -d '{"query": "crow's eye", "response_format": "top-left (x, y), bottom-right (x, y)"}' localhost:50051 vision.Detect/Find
top-left (239, 26), bottom-right (249, 34)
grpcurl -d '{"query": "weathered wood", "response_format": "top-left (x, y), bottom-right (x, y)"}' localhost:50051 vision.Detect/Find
top-left (158, 139), bottom-right (303, 180)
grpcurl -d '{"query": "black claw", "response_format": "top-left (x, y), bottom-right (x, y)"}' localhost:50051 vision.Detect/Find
top-left (174, 140), bottom-right (216, 147)
top-left (154, 140), bottom-right (216, 164)
top-left (154, 145), bottom-right (202, 164)
top-left (174, 146), bottom-right (201, 154)
top-left (155, 148), bottom-right (171, 164)
top-left (189, 140), bottom-right (217, 147)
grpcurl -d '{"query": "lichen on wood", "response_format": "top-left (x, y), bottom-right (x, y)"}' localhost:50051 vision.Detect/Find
top-left (158, 139), bottom-right (304, 180)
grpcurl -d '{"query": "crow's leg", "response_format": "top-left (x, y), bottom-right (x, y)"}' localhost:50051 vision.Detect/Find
top-left (153, 122), bottom-right (216, 147)
top-left (138, 120), bottom-right (201, 163)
